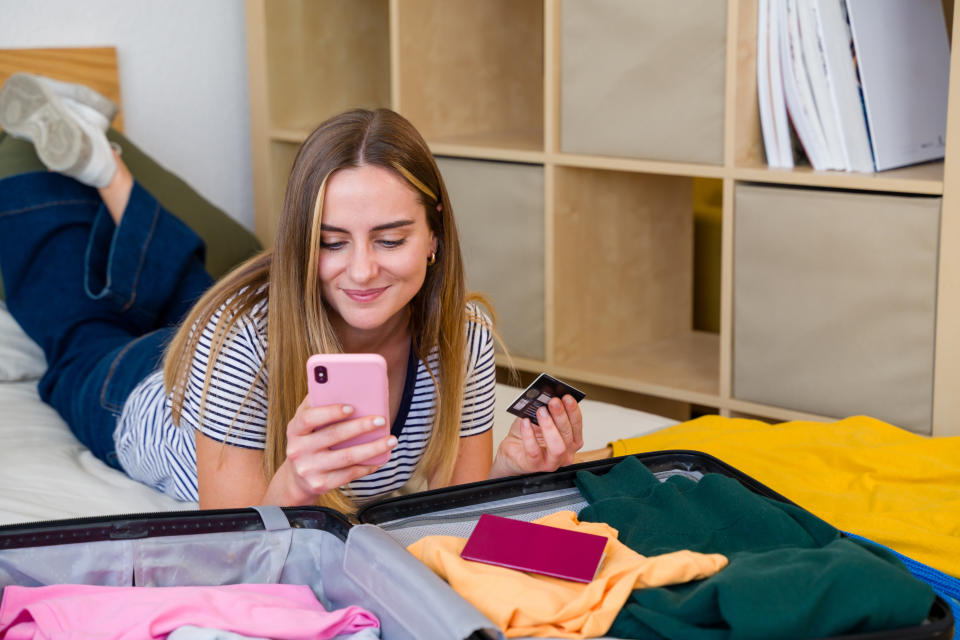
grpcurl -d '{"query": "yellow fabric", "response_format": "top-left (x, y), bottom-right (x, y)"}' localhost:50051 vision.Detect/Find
top-left (407, 510), bottom-right (727, 639)
top-left (611, 415), bottom-right (960, 577)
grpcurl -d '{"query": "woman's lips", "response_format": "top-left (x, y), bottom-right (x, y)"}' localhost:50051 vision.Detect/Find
top-left (342, 287), bottom-right (388, 303)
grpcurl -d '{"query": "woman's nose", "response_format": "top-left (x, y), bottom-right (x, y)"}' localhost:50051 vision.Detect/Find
top-left (348, 245), bottom-right (378, 283)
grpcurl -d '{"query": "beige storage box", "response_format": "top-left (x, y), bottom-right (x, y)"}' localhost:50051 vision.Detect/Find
top-left (437, 157), bottom-right (545, 360)
top-left (560, 0), bottom-right (727, 164)
top-left (733, 184), bottom-right (941, 434)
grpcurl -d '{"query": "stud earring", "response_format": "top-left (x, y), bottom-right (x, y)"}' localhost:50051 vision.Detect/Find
top-left (427, 251), bottom-right (437, 266)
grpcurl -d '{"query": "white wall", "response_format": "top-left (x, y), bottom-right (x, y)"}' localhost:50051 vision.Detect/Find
top-left (0, 0), bottom-right (254, 230)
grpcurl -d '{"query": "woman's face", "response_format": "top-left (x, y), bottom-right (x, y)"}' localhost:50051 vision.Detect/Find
top-left (318, 164), bottom-right (437, 336)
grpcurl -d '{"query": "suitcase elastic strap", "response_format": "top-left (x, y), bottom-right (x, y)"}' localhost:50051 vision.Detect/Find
top-left (251, 505), bottom-right (291, 532)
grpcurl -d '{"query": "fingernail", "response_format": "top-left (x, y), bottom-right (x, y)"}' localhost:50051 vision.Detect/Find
top-left (342, 405), bottom-right (354, 415)
top-left (373, 416), bottom-right (386, 426)
top-left (538, 407), bottom-right (549, 418)
top-left (564, 395), bottom-right (576, 406)
top-left (387, 436), bottom-right (398, 447)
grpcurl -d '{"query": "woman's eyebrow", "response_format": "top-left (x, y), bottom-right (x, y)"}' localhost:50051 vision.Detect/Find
top-left (321, 220), bottom-right (415, 232)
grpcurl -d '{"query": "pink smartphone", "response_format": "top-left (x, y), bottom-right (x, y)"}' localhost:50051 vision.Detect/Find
top-left (306, 353), bottom-right (391, 466)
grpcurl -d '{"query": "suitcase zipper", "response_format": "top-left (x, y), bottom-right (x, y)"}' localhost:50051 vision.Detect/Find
top-left (0, 507), bottom-right (351, 549)
top-left (377, 488), bottom-right (585, 531)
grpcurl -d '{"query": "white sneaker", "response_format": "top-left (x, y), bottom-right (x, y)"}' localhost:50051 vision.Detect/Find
top-left (30, 73), bottom-right (118, 128)
top-left (63, 99), bottom-right (113, 133)
top-left (0, 72), bottom-right (117, 188)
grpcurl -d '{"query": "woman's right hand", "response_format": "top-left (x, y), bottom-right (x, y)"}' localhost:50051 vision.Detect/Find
top-left (274, 395), bottom-right (397, 505)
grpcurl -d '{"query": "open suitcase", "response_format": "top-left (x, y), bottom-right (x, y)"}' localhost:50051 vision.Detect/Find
top-left (0, 505), bottom-right (499, 639)
top-left (356, 450), bottom-right (956, 640)
top-left (0, 450), bottom-right (953, 639)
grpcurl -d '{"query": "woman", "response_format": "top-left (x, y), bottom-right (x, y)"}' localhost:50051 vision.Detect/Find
top-left (0, 73), bottom-right (583, 512)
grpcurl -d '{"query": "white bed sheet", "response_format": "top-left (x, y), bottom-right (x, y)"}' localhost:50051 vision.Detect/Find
top-left (0, 301), bottom-right (676, 526)
top-left (0, 302), bottom-right (190, 526)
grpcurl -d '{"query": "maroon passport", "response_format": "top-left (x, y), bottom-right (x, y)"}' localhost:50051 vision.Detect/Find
top-left (459, 514), bottom-right (607, 583)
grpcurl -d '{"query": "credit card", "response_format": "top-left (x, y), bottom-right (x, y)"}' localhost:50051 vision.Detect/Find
top-left (506, 373), bottom-right (586, 425)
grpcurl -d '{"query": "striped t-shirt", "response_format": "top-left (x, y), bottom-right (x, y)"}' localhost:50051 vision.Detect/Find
top-left (114, 301), bottom-right (497, 503)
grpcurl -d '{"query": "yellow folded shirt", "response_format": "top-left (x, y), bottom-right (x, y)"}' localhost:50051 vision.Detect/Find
top-left (611, 415), bottom-right (960, 577)
top-left (407, 510), bottom-right (727, 639)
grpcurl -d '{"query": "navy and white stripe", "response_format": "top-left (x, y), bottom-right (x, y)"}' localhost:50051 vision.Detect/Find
top-left (179, 298), bottom-right (271, 450)
top-left (114, 301), bottom-right (496, 503)
top-left (115, 369), bottom-right (198, 501)
top-left (348, 310), bottom-right (497, 499)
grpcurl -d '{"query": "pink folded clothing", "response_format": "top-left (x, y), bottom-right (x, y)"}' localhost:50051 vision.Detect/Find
top-left (0, 583), bottom-right (380, 640)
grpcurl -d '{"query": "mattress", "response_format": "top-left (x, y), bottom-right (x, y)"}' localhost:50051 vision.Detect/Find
top-left (0, 300), bottom-right (676, 525)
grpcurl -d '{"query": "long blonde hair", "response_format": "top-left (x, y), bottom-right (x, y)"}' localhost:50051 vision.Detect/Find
top-left (164, 109), bottom-right (475, 513)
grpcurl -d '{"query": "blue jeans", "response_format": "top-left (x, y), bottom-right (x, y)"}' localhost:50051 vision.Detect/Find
top-left (0, 172), bottom-right (213, 469)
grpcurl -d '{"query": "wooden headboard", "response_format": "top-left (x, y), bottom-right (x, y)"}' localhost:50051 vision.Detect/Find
top-left (0, 47), bottom-right (124, 132)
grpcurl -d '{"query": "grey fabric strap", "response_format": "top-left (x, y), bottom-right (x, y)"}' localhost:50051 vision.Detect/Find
top-left (251, 505), bottom-right (290, 531)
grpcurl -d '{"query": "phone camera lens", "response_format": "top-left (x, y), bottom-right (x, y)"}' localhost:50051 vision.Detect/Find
top-left (314, 365), bottom-right (328, 384)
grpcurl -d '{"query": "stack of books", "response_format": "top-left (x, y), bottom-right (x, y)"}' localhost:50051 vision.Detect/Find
top-left (757, 0), bottom-right (951, 172)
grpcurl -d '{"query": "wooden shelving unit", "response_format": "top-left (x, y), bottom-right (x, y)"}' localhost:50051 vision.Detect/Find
top-left (246, 0), bottom-right (960, 437)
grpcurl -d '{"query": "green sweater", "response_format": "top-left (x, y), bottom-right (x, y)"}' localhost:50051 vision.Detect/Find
top-left (575, 457), bottom-right (934, 640)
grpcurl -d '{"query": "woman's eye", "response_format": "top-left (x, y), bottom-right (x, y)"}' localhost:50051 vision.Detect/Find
top-left (380, 238), bottom-right (406, 248)
top-left (320, 240), bottom-right (346, 250)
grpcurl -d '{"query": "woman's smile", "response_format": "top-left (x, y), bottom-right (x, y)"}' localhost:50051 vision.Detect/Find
top-left (342, 286), bottom-right (389, 303)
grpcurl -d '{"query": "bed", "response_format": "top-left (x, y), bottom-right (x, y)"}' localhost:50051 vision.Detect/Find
top-left (0, 297), bottom-right (677, 525)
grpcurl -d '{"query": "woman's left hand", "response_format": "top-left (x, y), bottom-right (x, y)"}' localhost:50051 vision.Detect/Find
top-left (489, 394), bottom-right (584, 479)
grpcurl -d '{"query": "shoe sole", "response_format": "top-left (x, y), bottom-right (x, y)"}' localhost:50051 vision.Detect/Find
top-left (0, 74), bottom-right (91, 174)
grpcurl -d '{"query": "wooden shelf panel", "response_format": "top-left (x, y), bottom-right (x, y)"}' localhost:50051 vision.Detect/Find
top-left (552, 153), bottom-right (726, 179)
top-left (427, 130), bottom-right (543, 162)
top-left (725, 399), bottom-right (837, 424)
top-left (265, 127), bottom-right (943, 199)
top-left (734, 161), bottom-right (945, 195)
top-left (555, 331), bottom-right (720, 397)
top-left (428, 141), bottom-right (546, 164)
top-left (269, 128), bottom-right (308, 144)
top-left (503, 331), bottom-right (720, 405)
top-left (270, 133), bottom-right (944, 197)
top-left (553, 167), bottom-right (697, 374)
top-left (265, 0), bottom-right (390, 131)
top-left (503, 354), bottom-right (841, 424)
top-left (396, 0), bottom-right (543, 146)
top-left (261, 140), bottom-right (300, 247)
top-left (497, 362), bottom-right (704, 423)
top-left (269, 128), bottom-right (548, 165)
